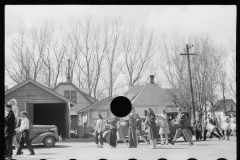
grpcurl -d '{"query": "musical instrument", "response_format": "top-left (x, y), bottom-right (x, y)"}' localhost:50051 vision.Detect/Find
top-left (206, 123), bottom-right (216, 132)
top-left (230, 123), bottom-right (236, 131)
top-left (221, 122), bottom-right (230, 130)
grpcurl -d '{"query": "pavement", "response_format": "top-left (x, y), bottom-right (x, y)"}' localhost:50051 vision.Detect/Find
top-left (10, 136), bottom-right (236, 160)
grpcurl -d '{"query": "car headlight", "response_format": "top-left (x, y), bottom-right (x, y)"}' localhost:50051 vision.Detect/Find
top-left (49, 128), bottom-right (57, 132)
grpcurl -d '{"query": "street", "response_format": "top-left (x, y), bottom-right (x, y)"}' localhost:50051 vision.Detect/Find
top-left (12, 137), bottom-right (236, 160)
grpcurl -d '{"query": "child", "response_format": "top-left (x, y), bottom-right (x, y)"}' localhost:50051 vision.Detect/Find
top-left (193, 113), bottom-right (202, 141)
top-left (15, 111), bottom-right (35, 156)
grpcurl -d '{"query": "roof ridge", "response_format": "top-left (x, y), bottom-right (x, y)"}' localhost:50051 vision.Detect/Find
top-left (79, 96), bottom-right (112, 113)
top-left (131, 83), bottom-right (148, 104)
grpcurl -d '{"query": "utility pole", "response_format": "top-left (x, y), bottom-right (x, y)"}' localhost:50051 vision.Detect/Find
top-left (180, 44), bottom-right (197, 123)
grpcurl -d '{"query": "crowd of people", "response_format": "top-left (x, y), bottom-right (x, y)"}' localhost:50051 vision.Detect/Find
top-left (94, 107), bottom-right (237, 149)
top-left (94, 107), bottom-right (197, 149)
top-left (5, 99), bottom-right (35, 160)
top-left (5, 98), bottom-right (236, 159)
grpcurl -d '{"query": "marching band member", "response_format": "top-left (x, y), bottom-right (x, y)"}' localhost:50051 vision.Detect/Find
top-left (230, 114), bottom-right (236, 137)
top-left (127, 107), bottom-right (138, 148)
top-left (171, 107), bottom-right (193, 146)
top-left (221, 115), bottom-right (231, 140)
top-left (203, 114), bottom-right (221, 141)
top-left (157, 110), bottom-right (171, 145)
top-left (209, 114), bottom-right (223, 139)
top-left (145, 108), bottom-right (158, 149)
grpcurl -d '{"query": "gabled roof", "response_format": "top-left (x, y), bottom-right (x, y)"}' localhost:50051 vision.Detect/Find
top-left (79, 96), bottom-right (113, 113)
top-left (131, 83), bottom-right (174, 106)
top-left (53, 82), bottom-right (96, 104)
top-left (124, 85), bottom-right (144, 95)
top-left (5, 79), bottom-right (76, 106)
top-left (215, 99), bottom-right (236, 107)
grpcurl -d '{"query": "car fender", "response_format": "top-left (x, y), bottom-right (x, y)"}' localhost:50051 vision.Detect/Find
top-left (103, 130), bottom-right (111, 138)
top-left (31, 132), bottom-right (58, 144)
top-left (186, 126), bottom-right (194, 135)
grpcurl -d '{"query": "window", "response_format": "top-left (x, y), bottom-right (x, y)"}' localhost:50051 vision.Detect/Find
top-left (231, 105), bottom-right (233, 111)
top-left (64, 91), bottom-right (70, 100)
top-left (71, 91), bottom-right (76, 102)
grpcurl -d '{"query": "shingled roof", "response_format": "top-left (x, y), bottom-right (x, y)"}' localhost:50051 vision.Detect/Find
top-left (125, 83), bottom-right (174, 106)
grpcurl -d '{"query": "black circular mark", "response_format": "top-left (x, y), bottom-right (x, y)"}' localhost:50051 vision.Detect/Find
top-left (110, 96), bottom-right (132, 117)
top-left (217, 159), bottom-right (227, 160)
top-left (187, 158), bottom-right (197, 160)
top-left (158, 159), bottom-right (167, 160)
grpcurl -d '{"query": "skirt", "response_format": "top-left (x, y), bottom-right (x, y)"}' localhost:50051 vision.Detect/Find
top-left (116, 129), bottom-right (124, 140)
top-left (159, 127), bottom-right (170, 135)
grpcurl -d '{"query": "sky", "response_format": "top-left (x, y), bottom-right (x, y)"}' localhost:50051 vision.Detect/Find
top-left (5, 5), bottom-right (236, 99)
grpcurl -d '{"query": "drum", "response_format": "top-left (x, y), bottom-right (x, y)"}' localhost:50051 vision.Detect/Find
top-left (206, 123), bottom-right (215, 132)
top-left (221, 122), bottom-right (230, 130)
top-left (230, 123), bottom-right (236, 131)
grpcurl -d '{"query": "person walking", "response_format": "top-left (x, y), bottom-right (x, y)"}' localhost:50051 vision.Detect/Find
top-left (108, 113), bottom-right (119, 148)
top-left (157, 110), bottom-right (171, 145)
top-left (145, 108), bottom-right (158, 149)
top-left (116, 118), bottom-right (128, 146)
top-left (95, 114), bottom-right (104, 148)
top-left (203, 114), bottom-right (221, 141)
top-left (221, 116), bottom-right (231, 140)
top-left (193, 112), bottom-right (203, 141)
top-left (230, 114), bottom-right (236, 137)
top-left (209, 114), bottom-right (223, 139)
top-left (127, 107), bottom-right (138, 148)
top-left (136, 114), bottom-right (149, 146)
top-left (171, 107), bottom-right (193, 146)
top-left (5, 104), bottom-right (16, 160)
top-left (7, 99), bottom-right (21, 154)
top-left (15, 111), bottom-right (35, 156)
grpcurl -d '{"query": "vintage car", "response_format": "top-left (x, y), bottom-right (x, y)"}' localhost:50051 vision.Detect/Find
top-left (16, 119), bottom-right (59, 147)
top-left (101, 111), bottom-right (194, 144)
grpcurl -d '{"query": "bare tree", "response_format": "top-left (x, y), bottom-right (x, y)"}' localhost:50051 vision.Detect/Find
top-left (5, 26), bottom-right (42, 83)
top-left (102, 17), bottom-right (124, 97)
top-left (159, 33), bottom-right (227, 121)
top-left (219, 69), bottom-right (227, 114)
top-left (122, 24), bottom-right (156, 87)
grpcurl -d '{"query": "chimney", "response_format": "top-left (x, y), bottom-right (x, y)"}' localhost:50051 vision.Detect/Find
top-left (150, 75), bottom-right (154, 84)
top-left (67, 59), bottom-right (71, 82)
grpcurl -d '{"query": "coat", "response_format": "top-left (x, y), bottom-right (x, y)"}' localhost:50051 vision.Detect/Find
top-left (176, 113), bottom-right (187, 129)
top-left (193, 118), bottom-right (202, 132)
top-left (146, 113), bottom-right (158, 140)
top-left (5, 110), bottom-right (16, 137)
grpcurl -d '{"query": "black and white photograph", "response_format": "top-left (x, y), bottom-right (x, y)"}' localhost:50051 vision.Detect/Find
top-left (5, 5), bottom-right (236, 160)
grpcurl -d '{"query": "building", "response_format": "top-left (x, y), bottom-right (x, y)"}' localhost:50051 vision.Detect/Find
top-left (124, 75), bottom-right (176, 116)
top-left (53, 82), bottom-right (96, 131)
top-left (214, 99), bottom-right (236, 115)
top-left (5, 85), bottom-right (8, 91)
top-left (5, 79), bottom-right (76, 138)
top-left (78, 97), bottom-right (113, 127)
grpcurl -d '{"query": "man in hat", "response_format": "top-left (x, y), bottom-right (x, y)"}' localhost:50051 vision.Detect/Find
top-left (172, 107), bottom-right (193, 146)
top-left (127, 107), bottom-right (139, 148)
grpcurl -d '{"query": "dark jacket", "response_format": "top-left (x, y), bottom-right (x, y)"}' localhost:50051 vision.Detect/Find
top-left (128, 113), bottom-right (138, 129)
top-left (176, 112), bottom-right (187, 129)
top-left (193, 118), bottom-right (202, 132)
top-left (109, 117), bottom-right (119, 129)
top-left (5, 110), bottom-right (16, 137)
top-left (136, 118), bottom-right (142, 131)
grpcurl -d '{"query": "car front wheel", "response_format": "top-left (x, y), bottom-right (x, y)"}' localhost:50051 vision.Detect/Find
top-left (183, 128), bottom-right (193, 142)
top-left (43, 136), bottom-right (56, 147)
